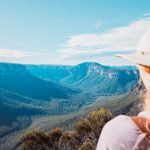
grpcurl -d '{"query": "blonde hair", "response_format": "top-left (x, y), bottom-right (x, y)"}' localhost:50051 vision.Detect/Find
top-left (144, 91), bottom-right (150, 112)
top-left (138, 65), bottom-right (150, 111)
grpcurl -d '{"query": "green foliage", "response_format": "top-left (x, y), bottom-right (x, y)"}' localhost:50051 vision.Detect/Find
top-left (20, 108), bottom-right (113, 150)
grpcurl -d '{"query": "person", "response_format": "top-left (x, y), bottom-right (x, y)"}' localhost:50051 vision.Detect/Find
top-left (96, 28), bottom-right (150, 150)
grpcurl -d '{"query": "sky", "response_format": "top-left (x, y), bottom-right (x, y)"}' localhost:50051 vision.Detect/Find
top-left (0, 0), bottom-right (150, 66)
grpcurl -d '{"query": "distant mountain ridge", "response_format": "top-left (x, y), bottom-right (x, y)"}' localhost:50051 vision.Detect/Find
top-left (26, 64), bottom-right (72, 82)
top-left (27, 62), bottom-right (139, 95)
top-left (0, 63), bottom-right (75, 101)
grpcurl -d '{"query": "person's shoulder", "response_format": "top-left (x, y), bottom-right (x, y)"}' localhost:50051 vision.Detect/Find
top-left (109, 115), bottom-right (130, 123)
top-left (97, 115), bottom-right (139, 150)
top-left (104, 115), bottom-right (131, 128)
top-left (102, 115), bottom-right (136, 134)
top-left (98, 115), bottom-right (137, 144)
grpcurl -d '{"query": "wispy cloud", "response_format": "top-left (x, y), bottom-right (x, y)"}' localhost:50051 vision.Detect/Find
top-left (94, 21), bottom-right (101, 28)
top-left (59, 16), bottom-right (150, 60)
top-left (13, 41), bottom-right (25, 46)
top-left (1, 15), bottom-right (150, 66)
top-left (0, 49), bottom-right (30, 58)
top-left (143, 13), bottom-right (150, 16)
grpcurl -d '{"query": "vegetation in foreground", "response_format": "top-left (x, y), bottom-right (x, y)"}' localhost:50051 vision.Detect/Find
top-left (20, 108), bottom-right (113, 150)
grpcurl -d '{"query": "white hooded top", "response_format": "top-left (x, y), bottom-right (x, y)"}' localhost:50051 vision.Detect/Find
top-left (96, 111), bottom-right (150, 150)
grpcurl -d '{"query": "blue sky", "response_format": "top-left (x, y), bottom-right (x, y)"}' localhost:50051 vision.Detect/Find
top-left (0, 0), bottom-right (150, 66)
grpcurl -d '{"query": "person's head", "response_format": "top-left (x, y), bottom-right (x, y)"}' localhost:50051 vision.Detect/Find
top-left (117, 28), bottom-right (150, 111)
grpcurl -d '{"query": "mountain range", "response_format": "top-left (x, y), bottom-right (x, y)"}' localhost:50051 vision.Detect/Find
top-left (27, 62), bottom-right (139, 95)
top-left (0, 62), bottom-right (140, 123)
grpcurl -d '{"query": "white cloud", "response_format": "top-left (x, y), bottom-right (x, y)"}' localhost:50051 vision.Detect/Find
top-left (1, 15), bottom-right (150, 66)
top-left (0, 49), bottom-right (30, 58)
top-left (13, 41), bottom-right (25, 46)
top-left (59, 17), bottom-right (150, 59)
top-left (94, 21), bottom-right (101, 28)
top-left (143, 13), bottom-right (150, 16)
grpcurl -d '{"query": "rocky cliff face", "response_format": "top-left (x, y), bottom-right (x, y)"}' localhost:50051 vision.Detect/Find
top-left (126, 78), bottom-right (146, 115)
top-left (100, 79), bottom-right (146, 116)
top-left (131, 78), bottom-right (145, 96)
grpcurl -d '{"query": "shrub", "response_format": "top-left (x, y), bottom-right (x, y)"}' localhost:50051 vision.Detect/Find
top-left (58, 131), bottom-right (81, 150)
top-left (79, 138), bottom-right (95, 150)
top-left (48, 128), bottom-right (63, 142)
top-left (48, 128), bottom-right (63, 149)
top-left (20, 108), bottom-right (113, 150)
top-left (87, 108), bottom-right (113, 139)
top-left (75, 118), bottom-right (92, 137)
top-left (20, 130), bottom-right (51, 150)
